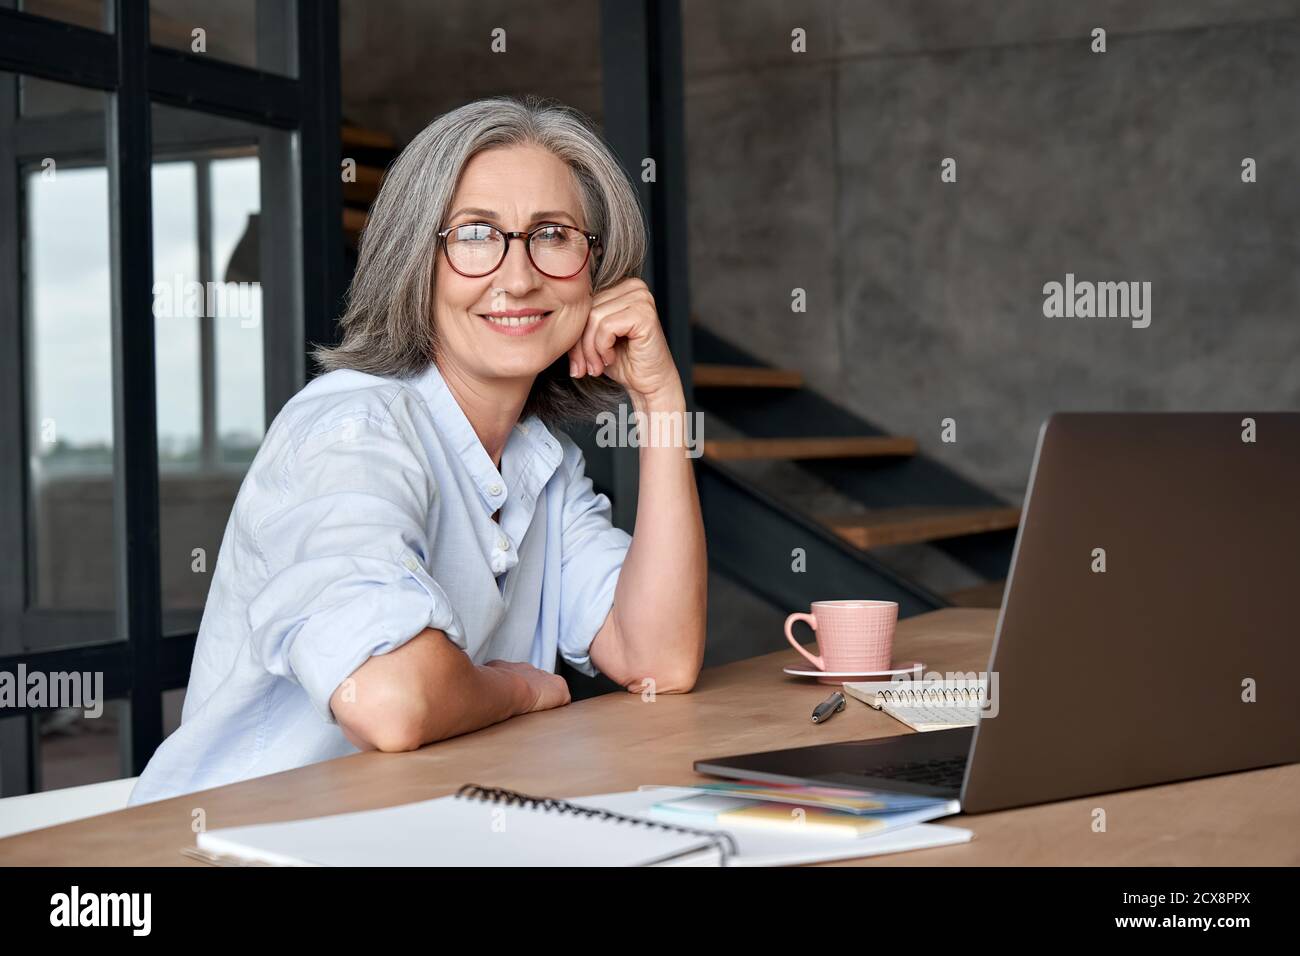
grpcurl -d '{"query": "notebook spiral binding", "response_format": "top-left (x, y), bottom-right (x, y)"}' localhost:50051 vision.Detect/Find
top-left (879, 686), bottom-right (986, 705)
top-left (455, 784), bottom-right (739, 865)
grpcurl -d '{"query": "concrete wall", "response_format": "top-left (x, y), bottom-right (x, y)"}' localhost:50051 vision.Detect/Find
top-left (342, 0), bottom-right (1300, 501)
top-left (680, 0), bottom-right (1300, 499)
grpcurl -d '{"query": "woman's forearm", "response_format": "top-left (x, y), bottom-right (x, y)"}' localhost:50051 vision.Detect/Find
top-left (607, 379), bottom-right (708, 691)
top-left (330, 629), bottom-right (528, 751)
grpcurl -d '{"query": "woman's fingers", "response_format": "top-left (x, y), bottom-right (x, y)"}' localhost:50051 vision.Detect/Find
top-left (573, 280), bottom-right (655, 377)
top-left (590, 277), bottom-right (649, 310)
top-left (582, 307), bottom-right (638, 375)
top-left (594, 310), bottom-right (638, 366)
top-left (591, 289), bottom-right (653, 323)
top-left (567, 342), bottom-right (586, 377)
top-left (581, 316), bottom-right (605, 376)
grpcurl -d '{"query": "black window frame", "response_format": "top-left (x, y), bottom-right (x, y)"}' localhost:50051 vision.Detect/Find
top-left (0, 0), bottom-right (343, 794)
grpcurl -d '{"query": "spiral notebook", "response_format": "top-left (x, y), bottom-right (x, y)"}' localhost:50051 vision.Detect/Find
top-left (193, 784), bottom-right (734, 867)
top-left (188, 784), bottom-right (972, 867)
top-left (843, 680), bottom-right (988, 732)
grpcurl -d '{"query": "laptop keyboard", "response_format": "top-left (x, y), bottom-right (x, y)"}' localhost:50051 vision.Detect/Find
top-left (862, 755), bottom-right (968, 790)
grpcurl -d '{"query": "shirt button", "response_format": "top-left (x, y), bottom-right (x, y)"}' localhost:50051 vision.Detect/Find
top-left (488, 483), bottom-right (502, 496)
top-left (497, 536), bottom-right (509, 551)
top-left (402, 556), bottom-right (420, 572)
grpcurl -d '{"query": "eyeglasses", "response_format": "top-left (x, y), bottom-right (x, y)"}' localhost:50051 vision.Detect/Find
top-left (436, 222), bottom-right (601, 279)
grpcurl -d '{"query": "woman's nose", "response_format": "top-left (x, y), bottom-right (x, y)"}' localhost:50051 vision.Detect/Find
top-left (495, 236), bottom-right (543, 289)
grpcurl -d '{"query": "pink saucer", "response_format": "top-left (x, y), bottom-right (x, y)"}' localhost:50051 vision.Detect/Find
top-left (782, 661), bottom-right (924, 685)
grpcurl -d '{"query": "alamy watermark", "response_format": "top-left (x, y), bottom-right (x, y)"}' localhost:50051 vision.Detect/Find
top-left (50, 886), bottom-right (150, 936)
top-left (152, 273), bottom-right (261, 328)
top-left (0, 665), bottom-right (103, 718)
top-left (1043, 273), bottom-right (1151, 328)
top-left (595, 404), bottom-right (704, 458)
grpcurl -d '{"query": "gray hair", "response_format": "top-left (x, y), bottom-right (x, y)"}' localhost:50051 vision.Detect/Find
top-left (314, 94), bottom-right (647, 424)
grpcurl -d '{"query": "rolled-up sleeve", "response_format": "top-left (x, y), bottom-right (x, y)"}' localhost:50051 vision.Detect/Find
top-left (246, 406), bottom-right (464, 723)
top-left (556, 437), bottom-right (633, 676)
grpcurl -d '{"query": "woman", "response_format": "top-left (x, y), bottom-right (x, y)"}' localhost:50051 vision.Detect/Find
top-left (130, 95), bottom-right (706, 804)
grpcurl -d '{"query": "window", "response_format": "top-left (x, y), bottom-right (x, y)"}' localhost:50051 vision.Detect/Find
top-left (0, 2), bottom-right (343, 796)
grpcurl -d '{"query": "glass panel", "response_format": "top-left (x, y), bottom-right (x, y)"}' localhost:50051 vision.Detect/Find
top-left (37, 701), bottom-right (124, 791)
top-left (151, 103), bottom-right (296, 633)
top-left (18, 0), bottom-right (109, 32)
top-left (211, 155), bottom-right (264, 466)
top-left (150, 0), bottom-right (297, 76)
top-left (163, 686), bottom-right (186, 739)
top-left (153, 160), bottom-right (202, 467)
top-left (17, 75), bottom-right (117, 617)
top-left (19, 73), bottom-right (104, 119)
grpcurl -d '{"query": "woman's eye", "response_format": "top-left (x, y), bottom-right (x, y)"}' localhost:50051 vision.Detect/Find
top-left (455, 224), bottom-right (496, 242)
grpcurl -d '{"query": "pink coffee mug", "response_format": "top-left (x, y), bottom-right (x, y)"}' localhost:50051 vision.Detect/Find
top-left (784, 600), bottom-right (899, 672)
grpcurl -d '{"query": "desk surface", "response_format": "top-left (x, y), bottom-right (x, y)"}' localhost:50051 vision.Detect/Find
top-left (2, 608), bottom-right (1296, 866)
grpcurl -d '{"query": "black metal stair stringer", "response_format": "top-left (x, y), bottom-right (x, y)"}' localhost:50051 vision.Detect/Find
top-left (697, 458), bottom-right (946, 619)
top-left (692, 325), bottom-right (1017, 582)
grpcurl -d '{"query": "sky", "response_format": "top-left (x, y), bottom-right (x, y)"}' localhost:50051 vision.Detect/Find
top-left (26, 155), bottom-right (265, 459)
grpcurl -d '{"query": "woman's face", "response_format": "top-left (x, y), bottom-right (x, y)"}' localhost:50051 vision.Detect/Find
top-left (432, 144), bottom-right (594, 386)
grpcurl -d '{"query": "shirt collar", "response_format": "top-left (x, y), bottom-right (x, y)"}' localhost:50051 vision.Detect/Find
top-left (408, 362), bottom-right (565, 513)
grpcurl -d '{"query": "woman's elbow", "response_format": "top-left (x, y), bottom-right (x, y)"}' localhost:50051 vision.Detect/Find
top-left (654, 673), bottom-right (698, 695)
top-left (364, 708), bottom-right (427, 752)
top-left (630, 657), bottom-right (702, 695)
top-left (331, 677), bottom-right (429, 752)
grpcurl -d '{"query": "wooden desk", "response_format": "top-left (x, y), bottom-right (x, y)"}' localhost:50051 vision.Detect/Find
top-left (1, 608), bottom-right (1296, 866)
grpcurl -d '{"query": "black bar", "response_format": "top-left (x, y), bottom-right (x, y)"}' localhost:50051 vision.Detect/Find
top-left (148, 45), bottom-right (302, 129)
top-left (158, 632), bottom-right (197, 689)
top-left (644, 0), bottom-right (694, 406)
top-left (0, 633), bottom-right (195, 717)
top-left (0, 9), bottom-right (304, 128)
top-left (598, 0), bottom-right (693, 394)
top-left (0, 641), bottom-right (133, 715)
top-left (0, 8), bottom-right (116, 89)
top-left (108, 0), bottom-right (163, 776)
top-left (0, 70), bottom-right (26, 662)
top-left (297, 0), bottom-right (344, 362)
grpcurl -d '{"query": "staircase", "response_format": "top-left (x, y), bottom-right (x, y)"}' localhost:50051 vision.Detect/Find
top-left (691, 324), bottom-right (1017, 616)
top-left (333, 125), bottom-right (1018, 618)
top-left (339, 123), bottom-right (398, 254)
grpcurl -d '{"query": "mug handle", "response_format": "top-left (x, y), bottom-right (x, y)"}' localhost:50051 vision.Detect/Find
top-left (784, 613), bottom-right (825, 670)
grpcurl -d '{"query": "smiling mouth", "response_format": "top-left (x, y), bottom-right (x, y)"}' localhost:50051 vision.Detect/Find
top-left (479, 311), bottom-right (553, 333)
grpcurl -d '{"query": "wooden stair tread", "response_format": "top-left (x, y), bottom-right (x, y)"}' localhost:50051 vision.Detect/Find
top-left (945, 580), bottom-right (1007, 609)
top-left (343, 207), bottom-right (368, 242)
top-left (343, 164), bottom-right (385, 202)
top-left (822, 506), bottom-right (1021, 549)
top-left (693, 364), bottom-right (803, 389)
top-left (703, 436), bottom-right (916, 461)
top-left (341, 124), bottom-right (397, 150)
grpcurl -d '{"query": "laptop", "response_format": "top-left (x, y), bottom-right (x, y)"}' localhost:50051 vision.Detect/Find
top-left (695, 413), bottom-right (1300, 813)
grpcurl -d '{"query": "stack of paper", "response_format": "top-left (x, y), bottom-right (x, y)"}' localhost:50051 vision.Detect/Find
top-left (192, 783), bottom-right (972, 867)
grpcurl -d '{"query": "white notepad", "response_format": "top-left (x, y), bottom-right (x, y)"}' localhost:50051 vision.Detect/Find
top-left (197, 785), bottom-right (730, 867)
top-left (843, 680), bottom-right (987, 732)
top-left (193, 785), bottom-right (973, 867)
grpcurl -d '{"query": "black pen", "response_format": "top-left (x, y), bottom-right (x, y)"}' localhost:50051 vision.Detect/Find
top-left (811, 690), bottom-right (846, 723)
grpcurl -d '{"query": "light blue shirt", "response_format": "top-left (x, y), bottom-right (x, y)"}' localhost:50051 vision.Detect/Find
top-left (130, 362), bottom-right (631, 804)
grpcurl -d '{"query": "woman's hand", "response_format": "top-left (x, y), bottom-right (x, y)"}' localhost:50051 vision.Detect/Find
top-left (484, 660), bottom-right (571, 714)
top-left (568, 278), bottom-right (681, 404)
